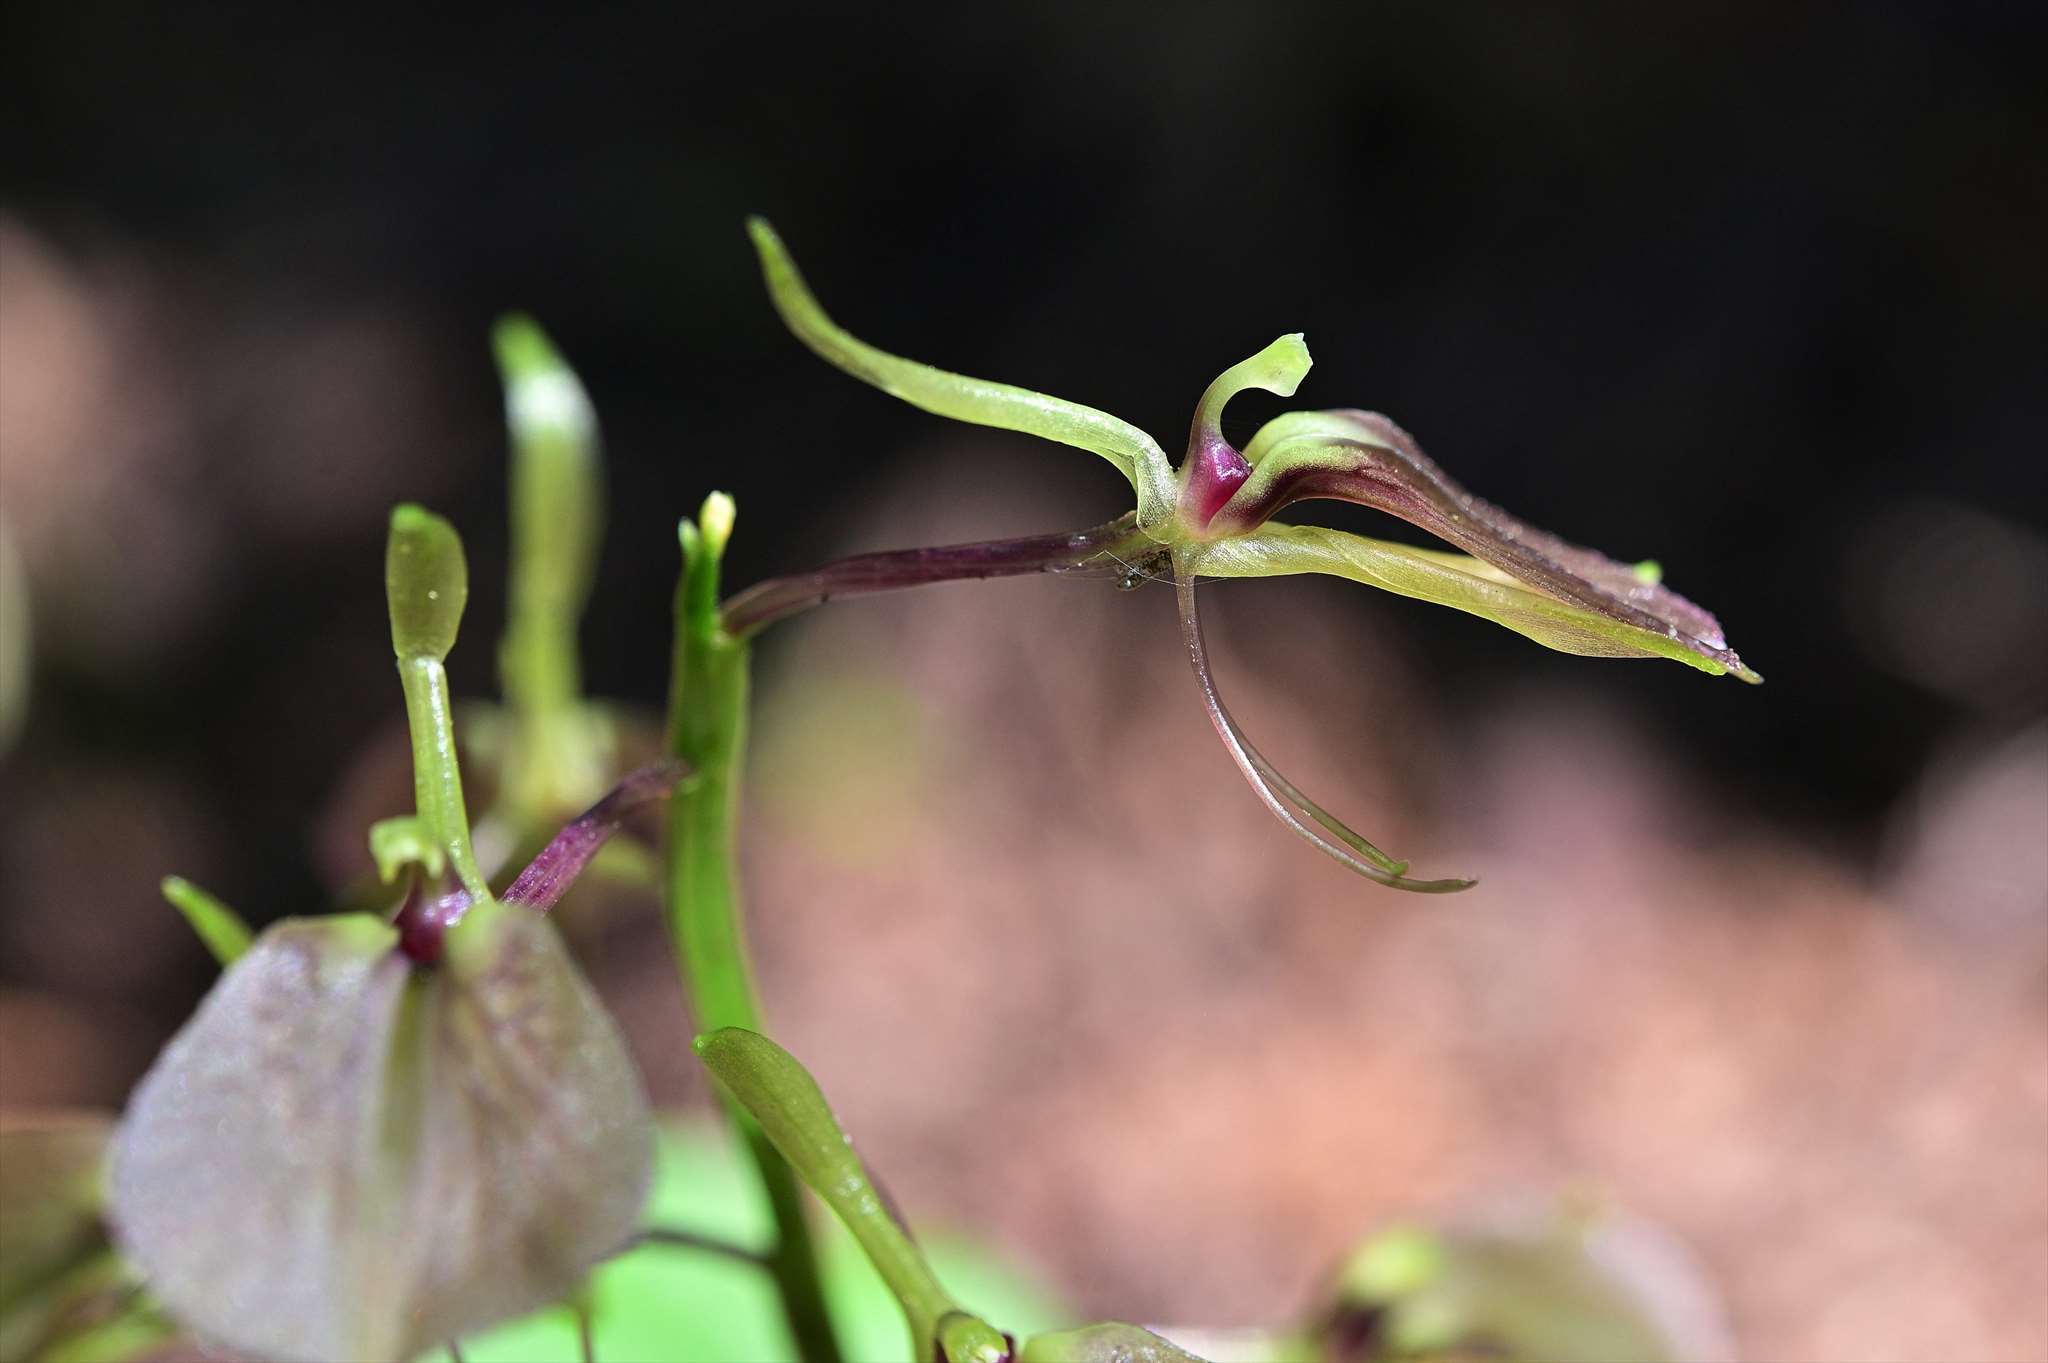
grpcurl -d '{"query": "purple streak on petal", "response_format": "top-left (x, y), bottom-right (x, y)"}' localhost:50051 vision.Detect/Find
top-left (718, 514), bottom-right (1149, 639)
top-left (1176, 436), bottom-right (1251, 530)
top-left (501, 760), bottom-right (689, 912)
top-left (1214, 411), bottom-right (1753, 679)
top-left (1174, 559), bottom-right (1475, 894)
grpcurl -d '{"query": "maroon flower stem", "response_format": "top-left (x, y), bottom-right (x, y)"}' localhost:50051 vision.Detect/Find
top-left (719, 514), bottom-right (1155, 640)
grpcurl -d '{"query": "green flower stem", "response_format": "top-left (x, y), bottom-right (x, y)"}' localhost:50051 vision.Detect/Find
top-left (664, 494), bottom-right (842, 1363)
top-left (388, 506), bottom-right (491, 903)
top-left (398, 654), bottom-right (491, 904)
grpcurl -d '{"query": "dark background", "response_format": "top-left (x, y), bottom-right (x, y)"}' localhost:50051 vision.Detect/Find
top-left (9, 4), bottom-right (2046, 844)
top-left (5, 0), bottom-right (2046, 1040)
top-left (5, 5), bottom-right (2047, 1357)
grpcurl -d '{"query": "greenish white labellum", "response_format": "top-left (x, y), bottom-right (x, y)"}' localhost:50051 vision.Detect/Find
top-left (109, 909), bottom-right (653, 1363)
top-left (747, 217), bottom-right (1177, 523)
top-left (387, 504), bottom-right (470, 663)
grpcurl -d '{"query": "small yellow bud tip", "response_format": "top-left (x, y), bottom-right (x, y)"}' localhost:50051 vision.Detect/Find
top-left (699, 491), bottom-right (737, 556)
top-left (390, 503), bottom-right (437, 533)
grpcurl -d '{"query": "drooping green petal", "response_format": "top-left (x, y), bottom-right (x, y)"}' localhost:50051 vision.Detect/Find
top-left (1188, 523), bottom-right (1763, 681)
top-left (1219, 410), bottom-right (1756, 681)
top-left (1174, 562), bottom-right (1475, 893)
top-left (747, 218), bottom-right (1176, 521)
top-left (109, 910), bottom-right (654, 1363)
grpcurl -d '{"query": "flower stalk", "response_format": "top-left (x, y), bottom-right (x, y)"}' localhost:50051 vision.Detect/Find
top-left (664, 493), bottom-right (842, 1363)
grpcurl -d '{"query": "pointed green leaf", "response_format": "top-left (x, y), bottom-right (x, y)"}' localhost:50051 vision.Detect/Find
top-left (159, 875), bottom-right (253, 966)
top-left (694, 1027), bottom-right (1002, 1360)
top-left (1188, 523), bottom-right (1762, 681)
top-left (747, 217), bottom-right (1176, 520)
top-left (110, 910), bottom-right (654, 1363)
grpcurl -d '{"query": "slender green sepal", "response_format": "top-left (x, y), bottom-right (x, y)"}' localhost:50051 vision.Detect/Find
top-left (386, 506), bottom-right (492, 903)
top-left (747, 217), bottom-right (1176, 522)
top-left (159, 876), bottom-right (252, 966)
top-left (695, 1028), bottom-right (1005, 1362)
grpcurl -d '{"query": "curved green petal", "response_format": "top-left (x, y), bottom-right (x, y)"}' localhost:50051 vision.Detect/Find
top-left (1188, 523), bottom-right (1763, 681)
top-left (747, 218), bottom-right (1176, 521)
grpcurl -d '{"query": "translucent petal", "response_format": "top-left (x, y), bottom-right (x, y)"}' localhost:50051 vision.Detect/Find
top-left (110, 910), bottom-right (652, 1363)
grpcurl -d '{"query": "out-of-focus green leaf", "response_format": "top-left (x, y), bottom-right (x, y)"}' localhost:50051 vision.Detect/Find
top-left (0, 1114), bottom-right (175, 1363)
top-left (110, 908), bottom-right (652, 1363)
top-left (421, 1123), bottom-right (1065, 1363)
top-left (694, 1027), bottom-right (1008, 1362)
top-left (1326, 1206), bottom-right (1735, 1363)
top-left (0, 1113), bottom-right (111, 1320)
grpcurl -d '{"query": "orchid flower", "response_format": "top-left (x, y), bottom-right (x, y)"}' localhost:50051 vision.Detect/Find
top-left (741, 220), bottom-right (1759, 892)
top-left (109, 509), bottom-right (670, 1363)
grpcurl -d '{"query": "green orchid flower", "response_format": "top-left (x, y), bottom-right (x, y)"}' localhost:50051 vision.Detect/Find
top-left (743, 219), bottom-right (1759, 891)
top-left (109, 509), bottom-right (671, 1363)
